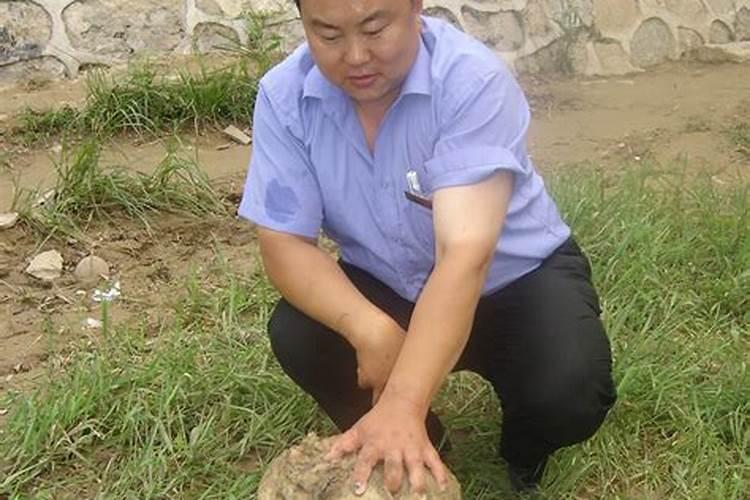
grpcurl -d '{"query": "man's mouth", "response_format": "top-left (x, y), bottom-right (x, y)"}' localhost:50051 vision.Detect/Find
top-left (349, 74), bottom-right (378, 88)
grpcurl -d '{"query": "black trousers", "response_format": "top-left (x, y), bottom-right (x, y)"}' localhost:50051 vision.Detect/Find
top-left (267, 237), bottom-right (617, 468)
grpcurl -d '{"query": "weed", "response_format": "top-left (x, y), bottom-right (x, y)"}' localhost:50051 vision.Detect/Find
top-left (12, 139), bottom-right (226, 238)
top-left (12, 10), bottom-right (284, 143)
top-left (727, 121), bottom-right (750, 160)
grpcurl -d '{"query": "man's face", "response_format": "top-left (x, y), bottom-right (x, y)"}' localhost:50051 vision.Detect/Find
top-left (300, 0), bottom-right (423, 110)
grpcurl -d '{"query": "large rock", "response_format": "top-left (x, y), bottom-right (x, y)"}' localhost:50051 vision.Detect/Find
top-left (460, 6), bottom-right (524, 52)
top-left (735, 7), bottom-right (750, 41)
top-left (63, 0), bottom-right (184, 60)
top-left (705, 0), bottom-right (736, 17)
top-left (592, 0), bottom-right (640, 37)
top-left (0, 1), bottom-right (51, 65)
top-left (196, 0), bottom-right (286, 18)
top-left (0, 56), bottom-right (67, 87)
top-left (709, 19), bottom-right (734, 43)
top-left (258, 434), bottom-right (462, 500)
top-left (630, 17), bottom-right (676, 67)
top-left (664, 0), bottom-right (707, 19)
top-left (593, 40), bottom-right (638, 75)
top-left (678, 27), bottom-right (705, 56)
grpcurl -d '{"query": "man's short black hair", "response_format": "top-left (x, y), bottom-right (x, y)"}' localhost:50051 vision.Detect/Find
top-left (294, 0), bottom-right (417, 13)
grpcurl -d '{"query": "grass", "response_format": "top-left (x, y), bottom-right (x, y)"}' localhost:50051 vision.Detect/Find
top-left (14, 10), bottom-right (282, 144)
top-left (1, 164), bottom-right (748, 498)
top-left (728, 121), bottom-right (750, 161)
top-left (11, 139), bottom-right (226, 239)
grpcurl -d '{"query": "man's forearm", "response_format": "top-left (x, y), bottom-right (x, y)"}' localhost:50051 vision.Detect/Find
top-left (379, 251), bottom-right (490, 415)
top-left (258, 230), bottom-right (387, 345)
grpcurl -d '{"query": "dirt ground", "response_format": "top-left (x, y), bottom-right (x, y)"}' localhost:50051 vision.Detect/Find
top-left (0, 61), bottom-right (748, 421)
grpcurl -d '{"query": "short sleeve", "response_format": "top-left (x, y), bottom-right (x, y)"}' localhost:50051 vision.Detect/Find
top-left (238, 85), bottom-right (323, 238)
top-left (423, 71), bottom-right (532, 193)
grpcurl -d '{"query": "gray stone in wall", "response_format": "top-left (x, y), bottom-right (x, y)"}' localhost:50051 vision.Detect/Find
top-left (664, 0), bottom-right (706, 19)
top-left (593, 39), bottom-right (632, 75)
top-left (460, 6), bottom-right (524, 51)
top-left (423, 6), bottom-right (463, 31)
top-left (592, 0), bottom-right (641, 37)
top-left (523, 0), bottom-right (556, 38)
top-left (516, 34), bottom-right (588, 74)
top-left (63, 0), bottom-right (184, 60)
top-left (630, 17), bottom-right (676, 67)
top-left (736, 7), bottom-right (750, 41)
top-left (0, 55), bottom-right (66, 85)
top-left (199, 0), bottom-right (285, 18)
top-left (0, 1), bottom-right (52, 65)
top-left (193, 22), bottom-right (239, 53)
top-left (677, 27), bottom-right (704, 56)
top-left (197, 0), bottom-right (225, 17)
top-left (709, 19), bottom-right (734, 43)
top-left (705, 0), bottom-right (735, 17)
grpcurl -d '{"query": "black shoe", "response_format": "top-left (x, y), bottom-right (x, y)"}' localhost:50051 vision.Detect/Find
top-left (507, 457), bottom-right (547, 493)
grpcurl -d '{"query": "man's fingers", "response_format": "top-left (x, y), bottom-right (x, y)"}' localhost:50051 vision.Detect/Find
top-left (383, 451), bottom-right (405, 494)
top-left (404, 451), bottom-right (426, 494)
top-left (325, 429), bottom-right (360, 461)
top-left (351, 445), bottom-right (379, 496)
top-left (424, 447), bottom-right (449, 491)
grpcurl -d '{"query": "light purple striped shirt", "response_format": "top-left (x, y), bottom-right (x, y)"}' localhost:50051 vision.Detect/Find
top-left (239, 16), bottom-right (571, 301)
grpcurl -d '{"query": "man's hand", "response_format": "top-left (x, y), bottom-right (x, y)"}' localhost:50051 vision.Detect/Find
top-left (350, 315), bottom-right (405, 404)
top-left (325, 397), bottom-right (448, 495)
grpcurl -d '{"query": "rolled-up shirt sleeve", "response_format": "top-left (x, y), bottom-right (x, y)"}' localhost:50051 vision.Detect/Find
top-left (238, 85), bottom-right (323, 238)
top-left (423, 70), bottom-right (532, 193)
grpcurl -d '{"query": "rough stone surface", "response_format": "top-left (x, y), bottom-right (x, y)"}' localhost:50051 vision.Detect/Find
top-left (593, 40), bottom-right (636, 75)
top-left (423, 6), bottom-right (463, 31)
top-left (0, 56), bottom-right (67, 86)
top-left (523, 0), bottom-right (556, 38)
top-left (74, 255), bottom-right (110, 286)
top-left (25, 250), bottom-right (63, 282)
top-left (0, 213), bottom-right (19, 229)
top-left (63, 0), bottom-right (184, 59)
top-left (705, 0), bottom-right (736, 17)
top-left (736, 7), bottom-right (750, 41)
top-left (678, 27), bottom-right (705, 55)
top-left (460, 6), bottom-right (524, 51)
top-left (199, 0), bottom-right (281, 18)
top-left (193, 22), bottom-right (239, 53)
top-left (196, 0), bottom-right (224, 17)
top-left (516, 34), bottom-right (588, 74)
top-left (691, 41), bottom-right (750, 63)
top-left (630, 17), bottom-right (676, 67)
top-left (258, 434), bottom-right (462, 500)
top-left (0, 1), bottom-right (52, 65)
top-left (709, 19), bottom-right (734, 43)
top-left (664, 0), bottom-right (706, 20)
top-left (592, 0), bottom-right (641, 37)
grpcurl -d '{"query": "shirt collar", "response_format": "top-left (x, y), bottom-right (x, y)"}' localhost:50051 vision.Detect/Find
top-left (302, 32), bottom-right (432, 103)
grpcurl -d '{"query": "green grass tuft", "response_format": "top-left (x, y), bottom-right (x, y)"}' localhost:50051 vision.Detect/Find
top-left (13, 10), bottom-right (282, 143)
top-left (12, 139), bottom-right (227, 239)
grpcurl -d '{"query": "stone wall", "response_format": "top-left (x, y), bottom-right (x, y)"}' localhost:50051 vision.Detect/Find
top-left (1, 0), bottom-right (749, 86)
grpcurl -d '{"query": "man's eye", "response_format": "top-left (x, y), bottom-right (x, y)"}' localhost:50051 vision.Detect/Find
top-left (320, 33), bottom-right (340, 42)
top-left (364, 26), bottom-right (385, 36)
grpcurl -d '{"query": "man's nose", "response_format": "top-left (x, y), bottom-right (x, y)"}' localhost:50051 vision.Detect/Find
top-left (343, 38), bottom-right (371, 66)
